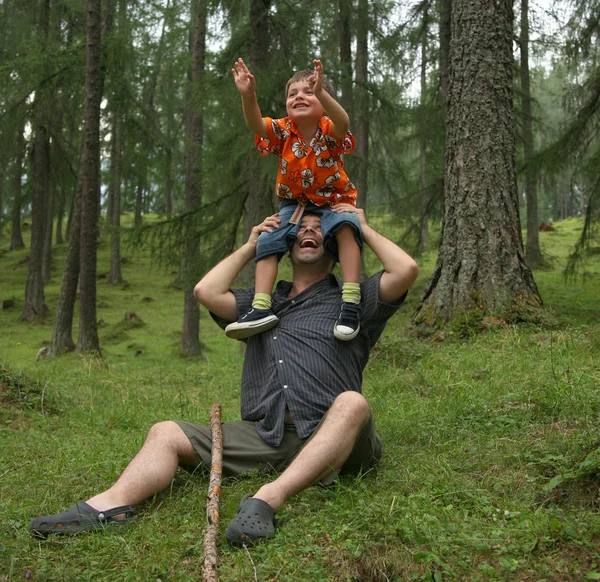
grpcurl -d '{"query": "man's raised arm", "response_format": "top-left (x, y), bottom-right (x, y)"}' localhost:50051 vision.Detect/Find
top-left (194, 214), bottom-right (281, 321)
top-left (331, 204), bottom-right (419, 304)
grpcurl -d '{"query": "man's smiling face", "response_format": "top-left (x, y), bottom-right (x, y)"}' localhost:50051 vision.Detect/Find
top-left (290, 214), bottom-right (329, 266)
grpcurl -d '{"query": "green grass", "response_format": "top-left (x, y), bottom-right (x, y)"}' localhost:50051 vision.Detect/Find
top-left (1, 217), bottom-right (599, 581)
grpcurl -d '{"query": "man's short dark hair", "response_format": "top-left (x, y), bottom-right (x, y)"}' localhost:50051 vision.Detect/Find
top-left (286, 70), bottom-right (335, 99)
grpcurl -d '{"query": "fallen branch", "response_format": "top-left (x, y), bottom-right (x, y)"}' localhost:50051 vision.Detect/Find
top-left (202, 403), bottom-right (223, 582)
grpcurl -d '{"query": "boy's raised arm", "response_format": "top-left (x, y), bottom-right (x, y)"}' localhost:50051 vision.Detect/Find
top-left (232, 58), bottom-right (268, 138)
top-left (310, 59), bottom-right (350, 139)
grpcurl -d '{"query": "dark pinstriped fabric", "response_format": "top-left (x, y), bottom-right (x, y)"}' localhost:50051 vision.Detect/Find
top-left (211, 272), bottom-right (405, 447)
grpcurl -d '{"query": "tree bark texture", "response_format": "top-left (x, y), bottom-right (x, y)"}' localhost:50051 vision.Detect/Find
top-left (77, 0), bottom-right (103, 353)
top-left (10, 122), bottom-right (25, 251)
top-left (202, 403), bottom-right (223, 582)
top-left (180, 0), bottom-right (206, 356)
top-left (520, 0), bottom-right (543, 267)
top-left (414, 0), bottom-right (541, 323)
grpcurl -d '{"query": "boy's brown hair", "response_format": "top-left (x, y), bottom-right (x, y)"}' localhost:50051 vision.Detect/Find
top-left (285, 70), bottom-right (335, 99)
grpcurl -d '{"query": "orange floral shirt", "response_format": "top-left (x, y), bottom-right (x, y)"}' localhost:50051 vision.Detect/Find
top-left (255, 116), bottom-right (357, 207)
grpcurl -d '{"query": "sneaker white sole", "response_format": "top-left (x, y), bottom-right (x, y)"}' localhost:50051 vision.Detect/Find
top-left (225, 316), bottom-right (279, 340)
top-left (333, 324), bottom-right (360, 341)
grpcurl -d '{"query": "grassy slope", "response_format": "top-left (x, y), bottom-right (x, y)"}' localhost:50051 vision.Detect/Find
top-left (0, 217), bottom-right (599, 581)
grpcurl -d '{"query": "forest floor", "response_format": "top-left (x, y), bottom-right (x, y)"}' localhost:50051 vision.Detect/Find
top-left (1, 217), bottom-right (599, 581)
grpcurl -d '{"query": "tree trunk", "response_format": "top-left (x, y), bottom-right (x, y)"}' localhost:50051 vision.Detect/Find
top-left (180, 0), bottom-right (206, 356)
top-left (107, 104), bottom-right (123, 284)
top-left (50, 180), bottom-right (81, 356)
top-left (76, 0), bottom-right (103, 353)
top-left (414, 0), bottom-right (541, 324)
top-left (520, 0), bottom-right (543, 268)
top-left (21, 0), bottom-right (51, 322)
top-left (10, 122), bottom-right (26, 251)
top-left (240, 0), bottom-right (272, 284)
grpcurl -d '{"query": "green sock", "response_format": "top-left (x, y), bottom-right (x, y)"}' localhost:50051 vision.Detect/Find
top-left (252, 293), bottom-right (272, 310)
top-left (342, 282), bottom-right (361, 304)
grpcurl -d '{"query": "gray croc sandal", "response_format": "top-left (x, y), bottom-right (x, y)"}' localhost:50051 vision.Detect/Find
top-left (225, 494), bottom-right (276, 547)
top-left (29, 500), bottom-right (135, 538)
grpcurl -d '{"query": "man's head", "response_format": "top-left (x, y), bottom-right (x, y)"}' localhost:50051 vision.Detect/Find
top-left (289, 213), bottom-right (335, 273)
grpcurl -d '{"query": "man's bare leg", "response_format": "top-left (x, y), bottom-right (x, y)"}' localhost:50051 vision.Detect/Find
top-left (252, 391), bottom-right (372, 511)
top-left (86, 421), bottom-right (199, 511)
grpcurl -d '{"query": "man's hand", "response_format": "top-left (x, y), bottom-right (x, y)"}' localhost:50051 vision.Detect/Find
top-left (309, 59), bottom-right (324, 97)
top-left (247, 214), bottom-right (281, 249)
top-left (232, 58), bottom-right (257, 98)
top-left (331, 203), bottom-right (367, 230)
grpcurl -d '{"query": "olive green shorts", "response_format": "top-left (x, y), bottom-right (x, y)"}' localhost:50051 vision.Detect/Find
top-left (175, 414), bottom-right (381, 481)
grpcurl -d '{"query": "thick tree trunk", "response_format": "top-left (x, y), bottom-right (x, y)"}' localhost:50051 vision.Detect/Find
top-left (76, 0), bottom-right (103, 353)
top-left (180, 0), bottom-right (206, 356)
top-left (10, 123), bottom-right (25, 251)
top-left (107, 105), bottom-right (123, 284)
top-left (520, 0), bottom-right (543, 268)
top-left (240, 0), bottom-right (272, 284)
top-left (414, 0), bottom-right (541, 324)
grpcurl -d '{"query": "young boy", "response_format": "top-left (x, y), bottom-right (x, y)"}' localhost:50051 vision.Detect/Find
top-left (227, 58), bottom-right (362, 341)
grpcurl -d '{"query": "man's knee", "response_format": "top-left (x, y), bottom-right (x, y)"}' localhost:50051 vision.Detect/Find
top-left (145, 421), bottom-right (198, 465)
top-left (331, 392), bottom-right (371, 425)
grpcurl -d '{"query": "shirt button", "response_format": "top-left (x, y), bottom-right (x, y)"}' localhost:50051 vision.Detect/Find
top-left (291, 300), bottom-right (295, 304)
top-left (278, 359), bottom-right (283, 363)
top-left (273, 336), bottom-right (277, 340)
top-left (283, 385), bottom-right (288, 389)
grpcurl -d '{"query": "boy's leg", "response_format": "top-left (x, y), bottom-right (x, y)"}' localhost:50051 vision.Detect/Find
top-left (225, 203), bottom-right (298, 340)
top-left (224, 253), bottom-right (280, 339)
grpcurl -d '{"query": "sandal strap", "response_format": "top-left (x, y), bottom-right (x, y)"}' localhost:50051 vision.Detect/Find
top-left (95, 504), bottom-right (135, 521)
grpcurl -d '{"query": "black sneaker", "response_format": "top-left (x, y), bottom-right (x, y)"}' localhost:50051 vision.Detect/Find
top-left (225, 308), bottom-right (279, 340)
top-left (333, 302), bottom-right (361, 341)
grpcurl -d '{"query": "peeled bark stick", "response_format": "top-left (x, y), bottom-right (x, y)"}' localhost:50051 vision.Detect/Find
top-left (202, 403), bottom-right (223, 582)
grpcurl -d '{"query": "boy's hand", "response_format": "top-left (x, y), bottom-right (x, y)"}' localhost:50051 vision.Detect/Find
top-left (309, 59), bottom-right (324, 96)
top-left (232, 58), bottom-right (256, 98)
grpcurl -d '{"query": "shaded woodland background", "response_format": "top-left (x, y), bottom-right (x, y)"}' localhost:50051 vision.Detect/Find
top-left (1, 0), bottom-right (599, 356)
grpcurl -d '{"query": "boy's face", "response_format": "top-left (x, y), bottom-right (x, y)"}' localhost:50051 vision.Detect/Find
top-left (286, 79), bottom-right (325, 125)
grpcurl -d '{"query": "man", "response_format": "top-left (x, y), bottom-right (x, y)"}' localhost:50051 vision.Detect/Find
top-left (29, 206), bottom-right (418, 545)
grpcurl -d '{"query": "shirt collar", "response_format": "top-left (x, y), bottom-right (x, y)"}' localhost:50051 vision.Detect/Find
top-left (287, 116), bottom-right (328, 140)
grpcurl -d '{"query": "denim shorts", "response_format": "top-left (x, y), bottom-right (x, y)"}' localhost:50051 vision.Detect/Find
top-left (255, 200), bottom-right (363, 262)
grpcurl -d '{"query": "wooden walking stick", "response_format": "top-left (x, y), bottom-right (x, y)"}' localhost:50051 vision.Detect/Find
top-left (202, 403), bottom-right (223, 582)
